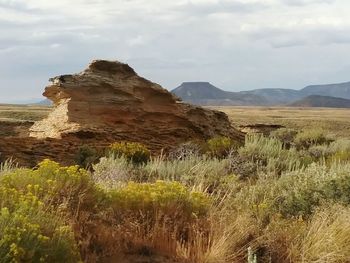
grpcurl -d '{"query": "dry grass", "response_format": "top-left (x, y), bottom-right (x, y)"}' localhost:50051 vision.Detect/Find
top-left (263, 205), bottom-right (350, 263)
top-left (0, 104), bottom-right (51, 122)
top-left (2, 104), bottom-right (350, 138)
top-left (291, 205), bottom-right (350, 263)
top-left (211, 106), bottom-right (350, 138)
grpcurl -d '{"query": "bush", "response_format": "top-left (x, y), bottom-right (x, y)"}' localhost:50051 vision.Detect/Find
top-left (168, 141), bottom-right (203, 160)
top-left (0, 159), bottom-right (104, 213)
top-left (294, 129), bottom-right (333, 149)
top-left (75, 145), bottom-right (102, 169)
top-left (92, 155), bottom-right (133, 189)
top-left (326, 139), bottom-right (350, 163)
top-left (140, 155), bottom-right (231, 191)
top-left (238, 134), bottom-right (309, 175)
top-left (110, 141), bottom-right (150, 165)
top-left (109, 180), bottom-right (210, 218)
top-left (235, 162), bottom-right (350, 219)
top-left (228, 154), bottom-right (259, 179)
top-left (107, 181), bottom-right (212, 261)
top-left (328, 138), bottom-right (350, 153)
top-left (0, 184), bottom-right (80, 262)
top-left (206, 136), bottom-right (239, 158)
top-left (308, 144), bottom-right (331, 160)
top-left (270, 128), bottom-right (297, 148)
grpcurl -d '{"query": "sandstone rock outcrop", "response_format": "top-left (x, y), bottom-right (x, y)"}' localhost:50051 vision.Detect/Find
top-left (30, 60), bottom-right (243, 148)
top-left (1, 60), bottom-right (243, 166)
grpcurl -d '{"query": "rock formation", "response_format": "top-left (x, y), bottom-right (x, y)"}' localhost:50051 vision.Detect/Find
top-left (1, 60), bottom-right (243, 166)
top-left (30, 60), bottom-right (243, 147)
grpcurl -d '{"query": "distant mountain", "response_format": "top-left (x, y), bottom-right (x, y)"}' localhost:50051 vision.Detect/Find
top-left (172, 82), bottom-right (268, 106)
top-left (0, 98), bottom-right (52, 105)
top-left (239, 88), bottom-right (302, 104)
top-left (172, 81), bottom-right (350, 107)
top-left (34, 99), bottom-right (52, 106)
top-left (300, 81), bottom-right (350, 99)
top-left (289, 95), bottom-right (350, 108)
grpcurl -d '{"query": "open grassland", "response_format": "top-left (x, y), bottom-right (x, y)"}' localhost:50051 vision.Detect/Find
top-left (212, 106), bottom-right (350, 138)
top-left (0, 104), bottom-right (51, 122)
top-left (1, 105), bottom-right (350, 138)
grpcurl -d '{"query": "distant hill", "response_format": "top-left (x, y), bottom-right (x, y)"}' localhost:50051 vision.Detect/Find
top-left (239, 88), bottom-right (302, 104)
top-left (34, 99), bottom-right (52, 106)
top-left (300, 81), bottom-right (350, 99)
top-left (172, 81), bottom-right (350, 107)
top-left (289, 95), bottom-right (350, 108)
top-left (0, 98), bottom-right (52, 105)
top-left (172, 82), bottom-right (268, 106)
top-left (244, 81), bottom-right (350, 104)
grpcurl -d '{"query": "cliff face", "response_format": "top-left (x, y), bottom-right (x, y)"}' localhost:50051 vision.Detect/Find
top-left (1, 60), bottom-right (243, 167)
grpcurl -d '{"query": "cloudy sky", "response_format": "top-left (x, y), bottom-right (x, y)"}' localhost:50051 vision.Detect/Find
top-left (1, 0), bottom-right (350, 102)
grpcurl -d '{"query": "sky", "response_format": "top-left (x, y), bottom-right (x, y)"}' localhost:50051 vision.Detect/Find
top-left (1, 0), bottom-right (350, 102)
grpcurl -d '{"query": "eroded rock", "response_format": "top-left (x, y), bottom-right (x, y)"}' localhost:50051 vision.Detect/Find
top-left (30, 60), bottom-right (243, 148)
top-left (1, 60), bottom-right (243, 166)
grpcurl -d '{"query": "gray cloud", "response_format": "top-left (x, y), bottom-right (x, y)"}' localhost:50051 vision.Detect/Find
top-left (0, 0), bottom-right (350, 102)
top-left (282, 0), bottom-right (335, 6)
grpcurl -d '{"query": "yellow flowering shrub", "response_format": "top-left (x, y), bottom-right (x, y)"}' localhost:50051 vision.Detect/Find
top-left (109, 141), bottom-right (151, 164)
top-left (109, 180), bottom-right (210, 218)
top-left (107, 181), bottom-right (211, 256)
top-left (0, 159), bottom-right (105, 212)
top-left (0, 187), bottom-right (80, 262)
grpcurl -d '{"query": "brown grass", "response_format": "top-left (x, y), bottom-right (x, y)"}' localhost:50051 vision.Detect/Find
top-left (0, 104), bottom-right (51, 121)
top-left (211, 106), bottom-right (350, 138)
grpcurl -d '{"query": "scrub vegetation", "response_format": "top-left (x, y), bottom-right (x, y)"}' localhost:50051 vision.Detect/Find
top-left (1, 126), bottom-right (350, 263)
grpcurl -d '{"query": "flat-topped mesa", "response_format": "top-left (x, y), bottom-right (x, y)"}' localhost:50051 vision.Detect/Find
top-left (30, 60), bottom-right (243, 150)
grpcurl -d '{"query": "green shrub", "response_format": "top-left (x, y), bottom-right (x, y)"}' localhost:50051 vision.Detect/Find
top-left (75, 145), bottom-right (102, 169)
top-left (294, 129), bottom-right (333, 149)
top-left (206, 136), bottom-right (239, 158)
top-left (235, 162), bottom-right (350, 219)
top-left (140, 155), bottom-right (231, 191)
top-left (238, 134), bottom-right (309, 175)
top-left (110, 141), bottom-right (150, 165)
top-left (92, 155), bottom-right (133, 189)
top-left (307, 144), bottom-right (331, 160)
top-left (228, 154), bottom-right (259, 179)
top-left (239, 134), bottom-right (286, 162)
top-left (328, 139), bottom-right (350, 153)
top-left (325, 139), bottom-right (350, 163)
top-left (270, 128), bottom-right (297, 147)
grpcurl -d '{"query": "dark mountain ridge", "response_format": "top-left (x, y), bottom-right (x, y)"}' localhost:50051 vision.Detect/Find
top-left (289, 95), bottom-right (350, 108)
top-left (172, 82), bottom-right (268, 106)
top-left (172, 81), bottom-right (350, 107)
top-left (300, 81), bottom-right (350, 99)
